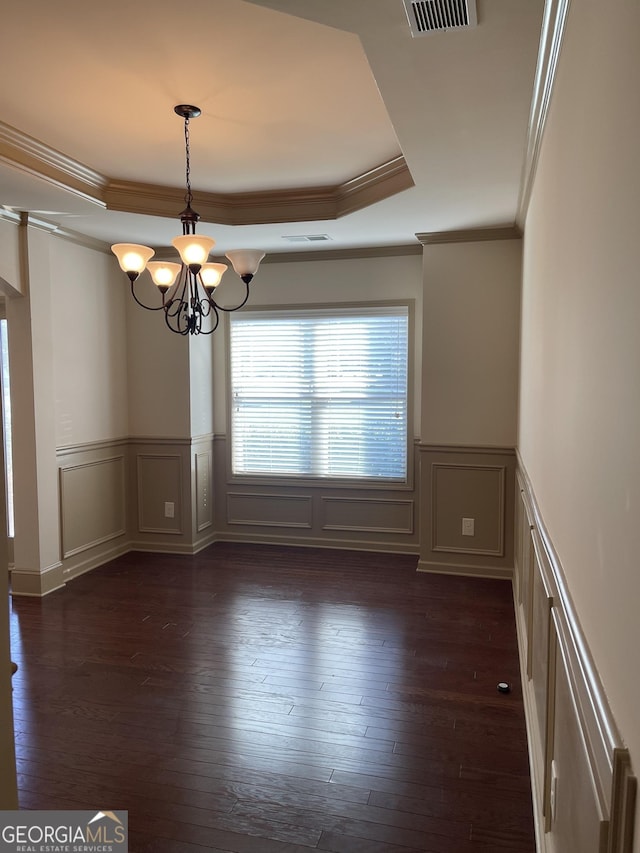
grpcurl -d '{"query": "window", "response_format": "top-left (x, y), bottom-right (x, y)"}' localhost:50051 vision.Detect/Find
top-left (229, 304), bottom-right (409, 481)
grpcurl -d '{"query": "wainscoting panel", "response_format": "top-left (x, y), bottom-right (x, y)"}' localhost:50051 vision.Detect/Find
top-left (56, 440), bottom-right (130, 584)
top-left (531, 544), bottom-right (553, 741)
top-left (431, 463), bottom-right (504, 555)
top-left (515, 490), bottom-right (536, 677)
top-left (321, 497), bottom-right (413, 534)
top-left (551, 609), bottom-right (608, 853)
top-left (137, 453), bottom-right (183, 535)
top-left (213, 435), bottom-right (420, 553)
top-left (515, 462), bottom-right (636, 853)
top-left (130, 438), bottom-right (216, 554)
top-left (227, 492), bottom-right (313, 529)
top-left (418, 445), bottom-right (516, 577)
top-left (195, 449), bottom-right (212, 533)
top-left (60, 455), bottom-right (126, 558)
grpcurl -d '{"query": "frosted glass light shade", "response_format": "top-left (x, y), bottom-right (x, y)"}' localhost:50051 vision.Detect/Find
top-left (225, 249), bottom-right (265, 277)
top-left (172, 235), bottom-right (215, 267)
top-left (147, 262), bottom-right (181, 289)
top-left (200, 263), bottom-right (228, 289)
top-left (111, 243), bottom-right (154, 273)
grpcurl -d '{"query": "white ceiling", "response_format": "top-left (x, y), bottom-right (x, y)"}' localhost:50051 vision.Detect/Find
top-left (0, 0), bottom-right (544, 256)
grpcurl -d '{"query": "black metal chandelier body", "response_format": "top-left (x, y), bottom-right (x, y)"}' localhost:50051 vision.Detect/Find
top-left (111, 106), bottom-right (264, 336)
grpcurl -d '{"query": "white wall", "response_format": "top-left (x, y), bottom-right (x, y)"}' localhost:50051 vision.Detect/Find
top-left (212, 251), bottom-right (423, 435)
top-left (50, 239), bottom-right (129, 446)
top-left (0, 221), bottom-right (19, 780)
top-left (422, 239), bottom-right (522, 447)
top-left (9, 226), bottom-right (61, 580)
top-left (519, 1), bottom-right (640, 844)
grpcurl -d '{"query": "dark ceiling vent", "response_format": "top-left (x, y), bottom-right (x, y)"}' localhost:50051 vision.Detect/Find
top-left (403, 0), bottom-right (477, 36)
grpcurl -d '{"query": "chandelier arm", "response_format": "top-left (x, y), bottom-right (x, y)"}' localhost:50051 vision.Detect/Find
top-left (198, 303), bottom-right (221, 335)
top-left (164, 305), bottom-right (191, 336)
top-left (162, 269), bottom-right (190, 320)
top-left (213, 281), bottom-right (252, 313)
top-left (130, 281), bottom-right (166, 311)
top-left (163, 298), bottom-right (185, 318)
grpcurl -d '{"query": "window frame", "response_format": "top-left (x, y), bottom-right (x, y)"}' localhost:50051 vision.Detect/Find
top-left (225, 300), bottom-right (415, 491)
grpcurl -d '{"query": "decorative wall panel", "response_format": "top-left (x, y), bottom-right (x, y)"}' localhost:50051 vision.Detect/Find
top-left (418, 446), bottom-right (515, 578)
top-left (195, 450), bottom-right (212, 533)
top-left (137, 453), bottom-right (183, 534)
top-left (227, 492), bottom-right (313, 529)
top-left (431, 463), bottom-right (504, 555)
top-left (321, 497), bottom-right (413, 534)
top-left (515, 463), bottom-right (636, 853)
top-left (59, 455), bottom-right (126, 558)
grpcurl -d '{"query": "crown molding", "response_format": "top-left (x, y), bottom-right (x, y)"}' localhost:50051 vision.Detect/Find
top-left (517, 0), bottom-right (571, 228)
top-left (337, 155), bottom-right (415, 216)
top-left (416, 225), bottom-right (521, 245)
top-left (46, 224), bottom-right (113, 254)
top-left (10, 211), bottom-right (111, 253)
top-left (105, 155), bottom-right (413, 226)
top-left (2, 118), bottom-right (414, 227)
top-left (1, 118), bottom-right (413, 226)
top-left (261, 243), bottom-right (422, 263)
top-left (0, 206), bottom-right (22, 226)
top-left (0, 121), bottom-right (107, 207)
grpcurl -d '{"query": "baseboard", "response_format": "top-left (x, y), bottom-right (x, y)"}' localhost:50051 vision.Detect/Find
top-left (214, 530), bottom-right (420, 556)
top-left (129, 539), bottom-right (214, 556)
top-left (417, 558), bottom-right (511, 579)
top-left (62, 540), bottom-right (131, 584)
top-left (10, 562), bottom-right (64, 597)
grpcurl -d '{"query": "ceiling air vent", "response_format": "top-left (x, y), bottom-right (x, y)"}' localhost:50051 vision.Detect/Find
top-left (403, 0), bottom-right (477, 36)
top-left (282, 234), bottom-right (332, 243)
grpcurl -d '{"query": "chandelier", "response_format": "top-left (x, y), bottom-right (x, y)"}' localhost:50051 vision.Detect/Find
top-left (111, 105), bottom-right (265, 336)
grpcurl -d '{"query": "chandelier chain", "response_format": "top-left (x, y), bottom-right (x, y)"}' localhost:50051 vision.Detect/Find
top-left (184, 116), bottom-right (192, 208)
top-left (111, 104), bottom-right (264, 335)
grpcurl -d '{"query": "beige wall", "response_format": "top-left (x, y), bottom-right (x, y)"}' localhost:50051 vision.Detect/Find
top-left (210, 251), bottom-right (423, 554)
top-left (50, 239), bottom-right (129, 446)
top-left (519, 0), bottom-right (640, 846)
top-left (422, 238), bottom-right (521, 447)
top-left (125, 272), bottom-right (191, 438)
top-left (0, 215), bottom-right (21, 296)
top-left (212, 252), bottom-right (423, 435)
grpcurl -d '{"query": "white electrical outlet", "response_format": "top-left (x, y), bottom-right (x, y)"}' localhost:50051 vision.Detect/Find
top-left (461, 517), bottom-right (475, 536)
top-left (164, 501), bottom-right (175, 518)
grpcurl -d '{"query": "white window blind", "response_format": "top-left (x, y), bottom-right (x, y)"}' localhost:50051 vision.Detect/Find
top-left (229, 305), bottom-right (409, 480)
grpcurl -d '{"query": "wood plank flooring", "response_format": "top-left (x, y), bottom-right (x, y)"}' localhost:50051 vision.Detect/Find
top-left (9, 543), bottom-right (535, 852)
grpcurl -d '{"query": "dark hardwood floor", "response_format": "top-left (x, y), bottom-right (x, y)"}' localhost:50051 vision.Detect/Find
top-left (9, 543), bottom-right (535, 852)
